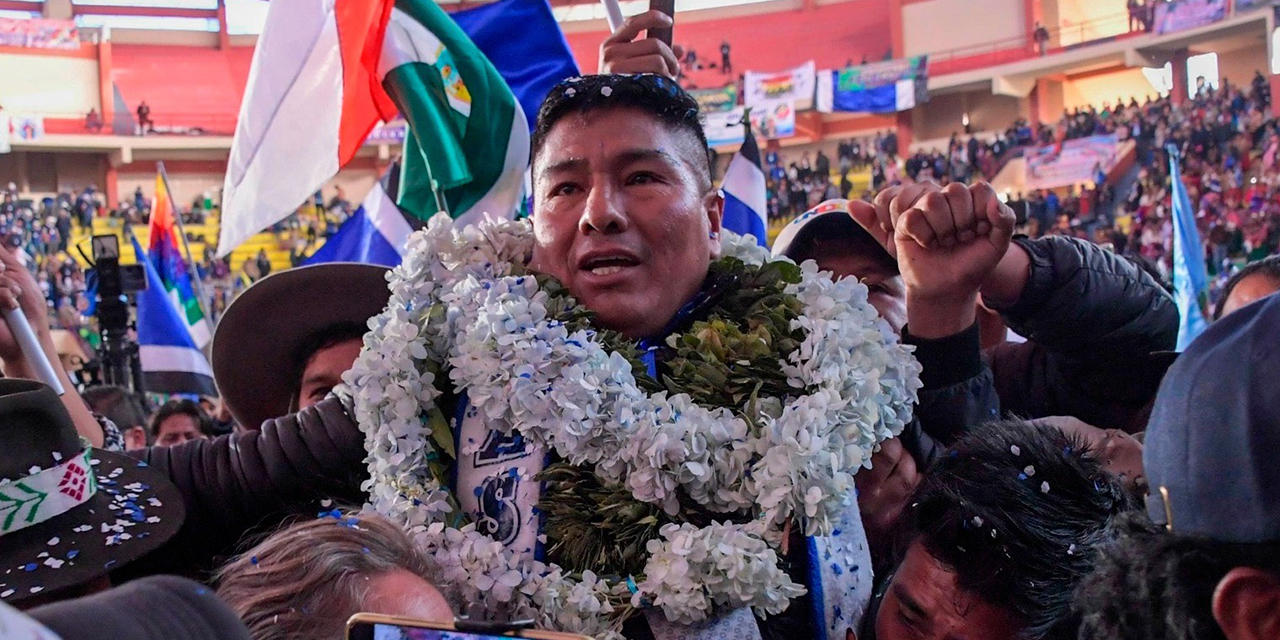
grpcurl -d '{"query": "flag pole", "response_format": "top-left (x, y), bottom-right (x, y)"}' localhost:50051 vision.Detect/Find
top-left (156, 161), bottom-right (216, 326)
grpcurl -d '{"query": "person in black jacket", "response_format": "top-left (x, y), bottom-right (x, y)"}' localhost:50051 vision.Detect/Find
top-left (832, 181), bottom-right (1177, 434)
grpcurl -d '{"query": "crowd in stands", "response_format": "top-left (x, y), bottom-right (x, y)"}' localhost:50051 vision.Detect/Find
top-left (764, 70), bottom-right (1280, 312)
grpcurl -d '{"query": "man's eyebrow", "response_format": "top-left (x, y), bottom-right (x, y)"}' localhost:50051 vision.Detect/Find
top-left (612, 148), bottom-right (682, 168)
top-left (538, 157), bottom-right (587, 181)
top-left (538, 149), bottom-right (682, 181)
top-left (894, 584), bottom-right (929, 619)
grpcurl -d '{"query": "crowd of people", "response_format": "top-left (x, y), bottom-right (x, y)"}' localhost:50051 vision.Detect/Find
top-left (0, 17), bottom-right (1278, 640)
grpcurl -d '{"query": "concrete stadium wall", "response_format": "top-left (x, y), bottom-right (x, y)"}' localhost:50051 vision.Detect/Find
top-left (0, 53), bottom-right (100, 117)
top-left (902, 0), bottom-right (1025, 57)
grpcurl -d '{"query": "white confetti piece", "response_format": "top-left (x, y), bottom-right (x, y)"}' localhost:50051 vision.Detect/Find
top-left (1024, 465), bottom-right (1036, 477)
top-left (146, 517), bottom-right (160, 524)
top-left (320, 499), bottom-right (332, 508)
top-left (0, 589), bottom-right (13, 598)
top-left (601, 86), bottom-right (613, 97)
top-left (28, 466), bottom-right (41, 475)
top-left (43, 558), bottom-right (64, 569)
top-left (1040, 481), bottom-right (1050, 494)
top-left (564, 87), bottom-right (576, 97)
top-left (971, 516), bottom-right (983, 527)
top-left (28, 587), bottom-right (42, 594)
top-left (73, 525), bottom-right (91, 533)
top-left (1067, 543), bottom-right (1077, 555)
top-left (51, 452), bottom-right (62, 462)
top-left (148, 498), bottom-right (162, 507)
top-left (47, 537), bottom-right (59, 546)
top-left (37, 553), bottom-right (47, 559)
top-left (1010, 445), bottom-right (1020, 456)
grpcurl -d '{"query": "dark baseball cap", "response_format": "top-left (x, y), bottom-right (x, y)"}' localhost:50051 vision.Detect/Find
top-left (26, 575), bottom-right (249, 640)
top-left (1144, 293), bottom-right (1280, 543)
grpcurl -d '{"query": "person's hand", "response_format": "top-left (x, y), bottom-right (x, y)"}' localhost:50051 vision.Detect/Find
top-left (855, 437), bottom-right (919, 559)
top-left (894, 181), bottom-right (1016, 301)
top-left (0, 243), bottom-right (50, 365)
top-left (598, 11), bottom-right (684, 78)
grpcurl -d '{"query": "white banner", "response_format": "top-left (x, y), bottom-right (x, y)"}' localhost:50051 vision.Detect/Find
top-left (744, 61), bottom-right (816, 111)
top-left (704, 101), bottom-right (796, 147)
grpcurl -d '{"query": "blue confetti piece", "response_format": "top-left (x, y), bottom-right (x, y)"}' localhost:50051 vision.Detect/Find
top-left (22, 564), bottom-right (36, 572)
top-left (1018, 473), bottom-right (1028, 480)
top-left (832, 528), bottom-right (842, 536)
top-left (625, 576), bottom-right (639, 593)
top-left (196, 588), bottom-right (208, 596)
top-left (138, 532), bottom-right (150, 538)
top-left (1064, 446), bottom-right (1073, 456)
top-left (362, 547), bottom-right (370, 554)
top-left (250, 556), bottom-right (259, 565)
top-left (66, 550), bottom-right (79, 560)
top-left (135, 461), bottom-right (147, 467)
top-left (831, 563), bottom-right (844, 576)
top-left (473, 487), bottom-right (484, 497)
top-left (317, 509), bottom-right (342, 520)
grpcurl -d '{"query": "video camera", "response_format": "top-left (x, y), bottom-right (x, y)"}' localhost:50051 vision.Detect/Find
top-left (90, 234), bottom-right (147, 391)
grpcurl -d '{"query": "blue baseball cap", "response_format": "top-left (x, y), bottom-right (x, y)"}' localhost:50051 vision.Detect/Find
top-left (1144, 293), bottom-right (1280, 543)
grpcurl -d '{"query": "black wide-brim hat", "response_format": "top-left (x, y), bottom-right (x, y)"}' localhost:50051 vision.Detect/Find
top-left (0, 380), bottom-right (184, 606)
top-left (212, 263), bottom-right (391, 429)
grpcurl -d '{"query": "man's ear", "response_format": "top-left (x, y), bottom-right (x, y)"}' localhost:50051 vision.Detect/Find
top-left (706, 189), bottom-right (725, 259)
top-left (1213, 567), bottom-right (1280, 640)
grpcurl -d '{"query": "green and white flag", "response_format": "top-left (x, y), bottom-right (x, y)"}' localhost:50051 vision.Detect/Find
top-left (378, 0), bottom-right (529, 225)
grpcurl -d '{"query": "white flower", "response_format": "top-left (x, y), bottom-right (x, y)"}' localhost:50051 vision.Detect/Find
top-left (352, 219), bottom-right (921, 632)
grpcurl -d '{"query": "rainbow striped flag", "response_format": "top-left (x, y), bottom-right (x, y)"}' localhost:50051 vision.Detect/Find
top-left (148, 172), bottom-right (211, 348)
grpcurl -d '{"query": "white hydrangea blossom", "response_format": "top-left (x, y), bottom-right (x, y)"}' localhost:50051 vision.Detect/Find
top-left (635, 522), bottom-right (806, 625)
top-left (350, 217), bottom-right (922, 632)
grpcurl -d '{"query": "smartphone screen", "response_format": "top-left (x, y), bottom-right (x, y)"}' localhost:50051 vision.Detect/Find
top-left (351, 622), bottom-right (507, 640)
top-left (372, 624), bottom-right (501, 640)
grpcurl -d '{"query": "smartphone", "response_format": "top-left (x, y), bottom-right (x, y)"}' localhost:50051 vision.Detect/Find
top-left (346, 614), bottom-right (594, 640)
top-left (647, 0), bottom-right (675, 46)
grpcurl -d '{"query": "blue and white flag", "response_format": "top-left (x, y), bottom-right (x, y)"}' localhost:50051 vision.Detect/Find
top-left (1168, 144), bottom-right (1210, 350)
top-left (131, 236), bottom-right (216, 396)
top-left (452, 0), bottom-right (580, 134)
top-left (721, 121), bottom-right (768, 246)
top-left (304, 179), bottom-right (412, 267)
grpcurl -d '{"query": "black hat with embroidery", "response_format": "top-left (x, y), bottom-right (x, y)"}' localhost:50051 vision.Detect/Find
top-left (1145, 293), bottom-right (1280, 542)
top-left (0, 379), bottom-right (184, 605)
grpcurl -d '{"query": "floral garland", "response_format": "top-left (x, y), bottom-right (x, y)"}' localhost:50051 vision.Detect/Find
top-left (346, 214), bottom-right (922, 638)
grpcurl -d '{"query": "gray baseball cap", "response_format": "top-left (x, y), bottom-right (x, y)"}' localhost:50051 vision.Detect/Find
top-left (1144, 293), bottom-right (1280, 543)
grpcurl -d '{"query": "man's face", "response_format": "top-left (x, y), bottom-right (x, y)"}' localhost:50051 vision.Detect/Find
top-left (530, 108), bottom-right (722, 340)
top-left (814, 252), bottom-right (907, 334)
top-left (297, 337), bottom-right (363, 411)
top-left (155, 414), bottom-right (206, 447)
top-left (1220, 275), bottom-right (1278, 319)
top-left (876, 542), bottom-right (1021, 640)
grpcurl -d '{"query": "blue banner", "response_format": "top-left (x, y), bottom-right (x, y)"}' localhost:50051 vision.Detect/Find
top-left (831, 56), bottom-right (928, 114)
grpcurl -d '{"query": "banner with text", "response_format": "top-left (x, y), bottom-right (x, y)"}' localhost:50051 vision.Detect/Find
top-left (1154, 0), bottom-right (1227, 34)
top-left (705, 102), bottom-right (796, 147)
top-left (818, 56), bottom-right (930, 114)
top-left (690, 85), bottom-right (739, 113)
top-left (1025, 134), bottom-right (1120, 190)
top-left (744, 61), bottom-right (816, 111)
top-left (0, 17), bottom-right (80, 51)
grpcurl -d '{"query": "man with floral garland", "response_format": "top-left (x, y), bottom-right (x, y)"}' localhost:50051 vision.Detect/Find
top-left (90, 78), bottom-right (1007, 640)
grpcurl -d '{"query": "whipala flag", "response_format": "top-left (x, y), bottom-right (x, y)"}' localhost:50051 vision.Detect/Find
top-left (131, 235), bottom-right (217, 396)
top-left (1168, 144), bottom-right (1210, 349)
top-left (721, 118), bottom-right (768, 246)
top-left (149, 173), bottom-right (211, 347)
top-left (304, 167), bottom-right (412, 267)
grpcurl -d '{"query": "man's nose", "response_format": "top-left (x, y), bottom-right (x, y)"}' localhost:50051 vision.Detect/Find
top-left (579, 181), bottom-right (629, 235)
